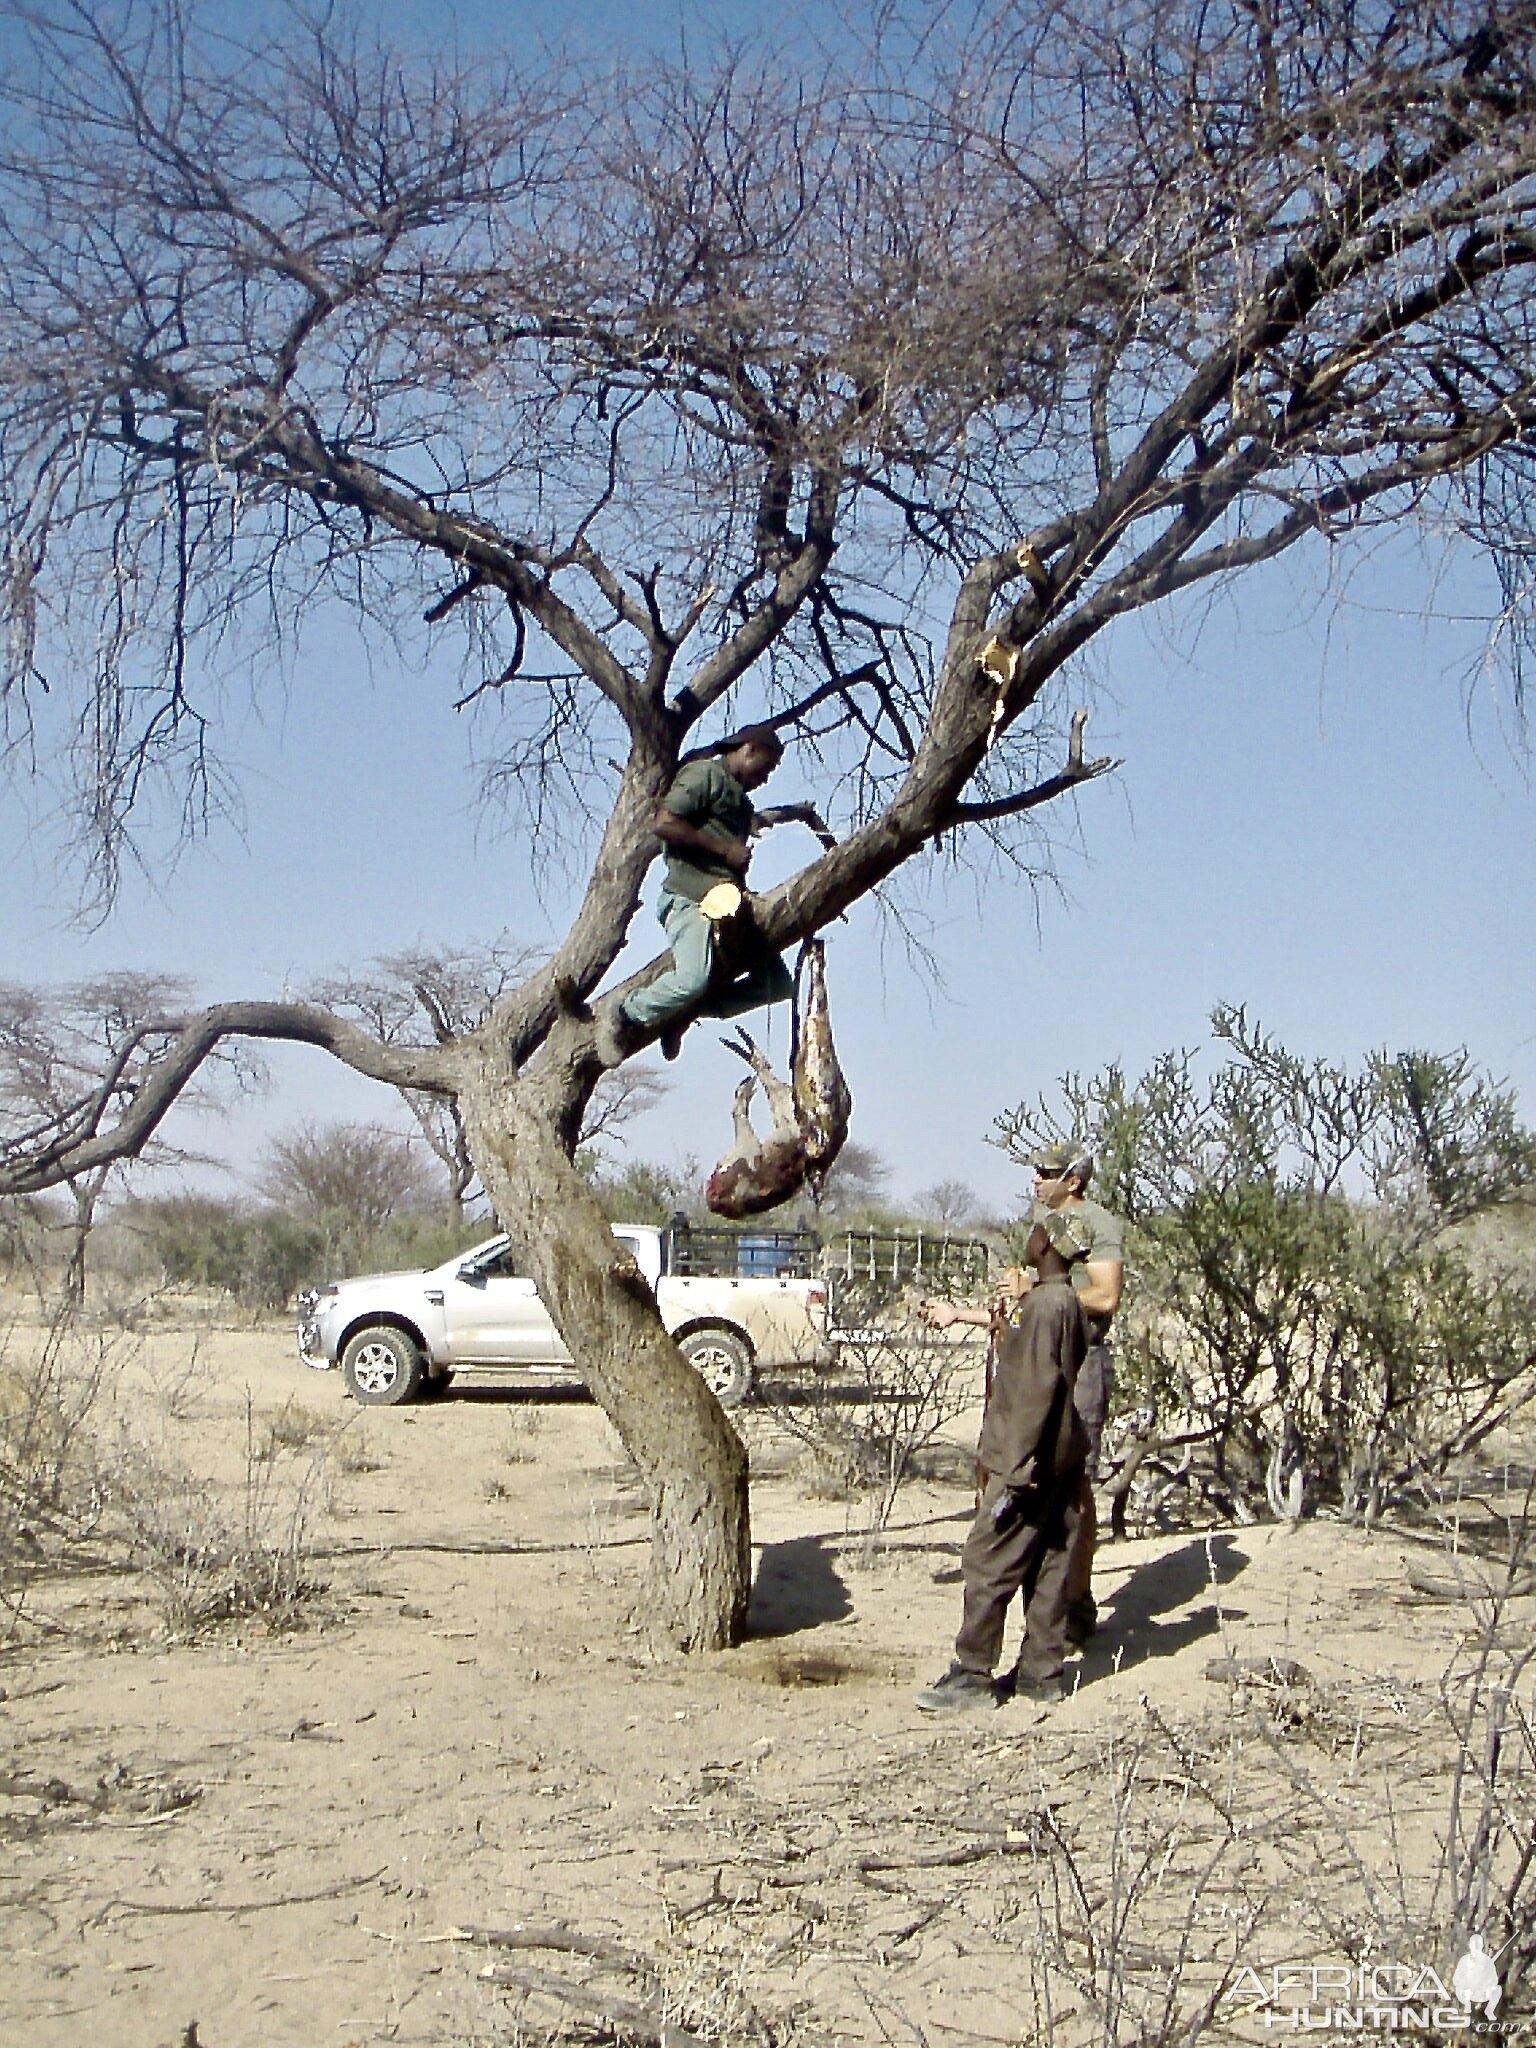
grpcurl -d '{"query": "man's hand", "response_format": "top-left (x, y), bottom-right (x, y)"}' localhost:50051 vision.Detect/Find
top-left (919, 1297), bottom-right (991, 1330)
top-left (992, 1265), bottom-right (1033, 1317)
top-left (720, 836), bottom-right (752, 874)
top-left (990, 1484), bottom-right (1033, 1531)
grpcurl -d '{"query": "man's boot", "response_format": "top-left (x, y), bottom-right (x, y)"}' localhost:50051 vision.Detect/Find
top-left (997, 1665), bottom-right (1066, 1706)
top-left (1064, 1594), bottom-right (1098, 1648)
top-left (914, 1665), bottom-right (997, 1714)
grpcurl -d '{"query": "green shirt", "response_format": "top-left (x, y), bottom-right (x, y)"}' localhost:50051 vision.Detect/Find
top-left (1026, 1196), bottom-right (1124, 1338)
top-left (658, 757), bottom-right (756, 903)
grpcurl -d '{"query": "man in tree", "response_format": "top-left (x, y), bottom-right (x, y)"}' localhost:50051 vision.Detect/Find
top-left (608, 728), bottom-right (793, 1064)
top-left (916, 1208), bottom-right (1093, 1713)
top-left (922, 1141), bottom-right (1125, 1646)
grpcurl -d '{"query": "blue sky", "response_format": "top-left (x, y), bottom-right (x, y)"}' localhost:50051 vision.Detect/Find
top-left (1, 2), bottom-right (1532, 1224)
top-left (3, 521), bottom-right (1530, 1220)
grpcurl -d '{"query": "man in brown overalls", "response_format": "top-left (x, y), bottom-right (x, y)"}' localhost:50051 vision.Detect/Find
top-left (920, 1141), bottom-right (1124, 1647)
top-left (915, 1209), bottom-right (1093, 1714)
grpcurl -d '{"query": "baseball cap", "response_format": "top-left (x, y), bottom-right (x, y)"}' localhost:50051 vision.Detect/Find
top-left (1031, 1140), bottom-right (1093, 1179)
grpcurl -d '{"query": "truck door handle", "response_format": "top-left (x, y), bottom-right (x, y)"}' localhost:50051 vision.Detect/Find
top-left (424, 1289), bottom-right (445, 1305)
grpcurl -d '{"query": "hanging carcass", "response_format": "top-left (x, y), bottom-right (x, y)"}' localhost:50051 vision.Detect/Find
top-left (704, 1034), bottom-right (809, 1218)
top-left (705, 939), bottom-right (852, 1218)
top-left (790, 938), bottom-right (851, 1198)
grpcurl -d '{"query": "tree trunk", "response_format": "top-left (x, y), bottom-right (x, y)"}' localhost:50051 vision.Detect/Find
top-left (458, 1059), bottom-right (751, 1652)
top-left (60, 1173), bottom-right (106, 1311)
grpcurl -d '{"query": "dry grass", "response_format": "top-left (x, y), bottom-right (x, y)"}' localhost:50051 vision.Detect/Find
top-left (499, 1406), bottom-right (549, 1466)
top-left (465, 1655), bottom-right (1532, 2047)
top-left (253, 1397), bottom-right (333, 1458)
top-left (764, 1308), bottom-right (978, 1537)
top-left (5, 1307), bottom-right (1536, 2045)
top-left (0, 1316), bottom-right (332, 1644)
top-left (110, 1395), bottom-right (330, 1638)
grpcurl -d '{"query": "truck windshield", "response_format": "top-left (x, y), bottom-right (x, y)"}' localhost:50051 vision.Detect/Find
top-left (468, 1244), bottom-right (523, 1280)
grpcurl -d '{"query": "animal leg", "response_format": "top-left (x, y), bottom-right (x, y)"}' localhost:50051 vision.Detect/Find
top-left (709, 1033), bottom-right (810, 1219)
top-left (728, 1074), bottom-right (758, 1151)
top-left (722, 1029), bottom-right (800, 1142)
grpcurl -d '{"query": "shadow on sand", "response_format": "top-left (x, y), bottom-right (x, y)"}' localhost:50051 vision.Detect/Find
top-left (435, 1381), bottom-right (592, 1405)
top-left (1077, 1531), bottom-right (1251, 1679)
top-left (747, 1534), bottom-right (853, 1637)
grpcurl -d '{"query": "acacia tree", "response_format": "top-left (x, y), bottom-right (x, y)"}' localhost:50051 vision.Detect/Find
top-left (0, 973), bottom-right (237, 1304)
top-left (1, 1), bottom-right (1534, 1647)
top-left (254, 1118), bottom-right (446, 1231)
top-left (914, 1179), bottom-right (983, 1227)
top-left (808, 1141), bottom-right (894, 1218)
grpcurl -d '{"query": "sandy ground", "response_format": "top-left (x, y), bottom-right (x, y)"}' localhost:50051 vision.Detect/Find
top-left (2, 1315), bottom-right (1530, 2048)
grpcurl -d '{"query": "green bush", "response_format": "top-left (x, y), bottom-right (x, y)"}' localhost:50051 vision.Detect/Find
top-left (122, 1195), bottom-right (486, 1309)
top-left (125, 1196), bottom-right (323, 1308)
top-left (994, 1006), bottom-right (1536, 1519)
top-left (584, 1154), bottom-right (703, 1224)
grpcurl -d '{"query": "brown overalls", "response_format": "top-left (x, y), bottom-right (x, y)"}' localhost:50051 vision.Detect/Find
top-left (953, 1276), bottom-right (1090, 1684)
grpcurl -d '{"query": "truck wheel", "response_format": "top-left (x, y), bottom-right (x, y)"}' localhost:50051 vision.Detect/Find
top-left (342, 1326), bottom-right (427, 1407)
top-left (679, 1328), bottom-right (755, 1409)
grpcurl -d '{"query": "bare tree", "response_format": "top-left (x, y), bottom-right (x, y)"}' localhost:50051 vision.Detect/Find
top-left (0, 974), bottom-right (238, 1304)
top-left (306, 941), bottom-right (535, 1224)
top-left (254, 1119), bottom-right (445, 1232)
top-left (309, 945), bottom-right (666, 1220)
top-left (914, 1179), bottom-right (982, 1227)
top-left (812, 1141), bottom-right (894, 1217)
top-left (1, 2), bottom-right (1533, 1646)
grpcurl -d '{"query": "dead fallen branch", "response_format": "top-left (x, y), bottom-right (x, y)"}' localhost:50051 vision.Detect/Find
top-left (854, 1826), bottom-right (1046, 1873)
top-left (456, 1918), bottom-right (775, 2047)
top-left (110, 1866), bottom-right (387, 1916)
top-left (1404, 1566), bottom-right (1536, 1604)
top-left (451, 1920), bottom-right (657, 1973)
top-left (477, 1959), bottom-right (711, 2048)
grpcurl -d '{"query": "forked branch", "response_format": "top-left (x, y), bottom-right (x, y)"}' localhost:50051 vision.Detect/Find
top-left (0, 1003), bottom-right (455, 1197)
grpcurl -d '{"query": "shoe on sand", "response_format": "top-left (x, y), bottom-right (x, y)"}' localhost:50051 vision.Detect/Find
top-left (997, 1667), bottom-right (1065, 1706)
top-left (914, 1666), bottom-right (997, 1714)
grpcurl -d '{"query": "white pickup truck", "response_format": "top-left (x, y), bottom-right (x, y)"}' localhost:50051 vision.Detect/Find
top-left (296, 1222), bottom-right (832, 1409)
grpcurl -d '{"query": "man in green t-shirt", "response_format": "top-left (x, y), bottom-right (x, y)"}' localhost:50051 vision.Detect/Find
top-left (608, 726), bottom-right (794, 1063)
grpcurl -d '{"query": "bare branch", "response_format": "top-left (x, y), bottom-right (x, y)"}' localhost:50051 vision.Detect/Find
top-left (0, 1001), bottom-right (455, 1198)
top-left (946, 711), bottom-right (1121, 829)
